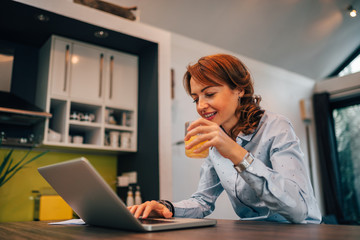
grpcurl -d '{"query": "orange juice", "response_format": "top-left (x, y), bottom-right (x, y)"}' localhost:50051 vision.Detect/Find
top-left (185, 135), bottom-right (209, 158)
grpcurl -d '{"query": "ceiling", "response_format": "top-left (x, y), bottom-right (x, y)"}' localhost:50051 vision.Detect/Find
top-left (111, 0), bottom-right (360, 81)
top-left (0, 1), bottom-right (156, 54)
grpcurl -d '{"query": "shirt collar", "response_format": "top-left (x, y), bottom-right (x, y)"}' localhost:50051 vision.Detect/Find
top-left (236, 110), bottom-right (267, 143)
top-left (237, 131), bottom-right (255, 142)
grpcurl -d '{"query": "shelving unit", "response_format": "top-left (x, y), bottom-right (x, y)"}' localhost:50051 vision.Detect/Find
top-left (1, 0), bottom-right (172, 201)
top-left (37, 36), bottom-right (138, 152)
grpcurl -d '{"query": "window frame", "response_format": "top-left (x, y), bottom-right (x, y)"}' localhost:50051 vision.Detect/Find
top-left (328, 92), bottom-right (360, 224)
top-left (330, 92), bottom-right (360, 110)
top-left (329, 45), bottom-right (360, 78)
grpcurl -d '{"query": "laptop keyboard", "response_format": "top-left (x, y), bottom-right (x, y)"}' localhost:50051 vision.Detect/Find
top-left (139, 218), bottom-right (175, 224)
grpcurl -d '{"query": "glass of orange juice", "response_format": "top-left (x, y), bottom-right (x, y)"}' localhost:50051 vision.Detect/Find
top-left (185, 121), bottom-right (209, 158)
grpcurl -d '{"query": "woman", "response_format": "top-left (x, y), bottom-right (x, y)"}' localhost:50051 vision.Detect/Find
top-left (129, 54), bottom-right (322, 223)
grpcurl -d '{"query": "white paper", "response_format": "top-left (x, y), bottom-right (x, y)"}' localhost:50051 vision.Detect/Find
top-left (49, 219), bottom-right (85, 225)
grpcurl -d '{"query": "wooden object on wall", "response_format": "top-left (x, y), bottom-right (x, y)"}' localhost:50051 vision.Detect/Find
top-left (74, 0), bottom-right (137, 20)
top-left (171, 69), bottom-right (175, 99)
top-left (299, 98), bottom-right (312, 122)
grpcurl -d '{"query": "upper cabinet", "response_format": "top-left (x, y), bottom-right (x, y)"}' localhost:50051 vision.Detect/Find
top-left (50, 38), bottom-right (71, 97)
top-left (104, 51), bottom-right (138, 110)
top-left (48, 36), bottom-right (138, 108)
top-left (3, 0), bottom-right (171, 200)
top-left (37, 35), bottom-right (138, 152)
top-left (69, 42), bottom-right (105, 102)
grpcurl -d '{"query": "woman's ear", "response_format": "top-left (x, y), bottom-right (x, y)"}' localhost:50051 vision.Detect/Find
top-left (238, 89), bottom-right (245, 98)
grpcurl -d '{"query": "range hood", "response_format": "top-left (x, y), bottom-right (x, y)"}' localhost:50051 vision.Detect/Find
top-left (0, 91), bottom-right (52, 126)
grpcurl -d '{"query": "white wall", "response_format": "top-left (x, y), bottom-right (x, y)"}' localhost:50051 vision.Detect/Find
top-left (170, 33), bottom-right (321, 219)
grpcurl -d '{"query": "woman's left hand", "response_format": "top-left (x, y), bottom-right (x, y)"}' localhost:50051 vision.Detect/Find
top-left (184, 118), bottom-right (247, 165)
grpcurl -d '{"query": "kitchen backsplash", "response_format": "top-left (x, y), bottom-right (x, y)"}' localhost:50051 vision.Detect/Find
top-left (0, 149), bottom-right (117, 222)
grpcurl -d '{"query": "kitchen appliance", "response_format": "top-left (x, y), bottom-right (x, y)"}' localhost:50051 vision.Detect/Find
top-left (0, 91), bottom-right (52, 147)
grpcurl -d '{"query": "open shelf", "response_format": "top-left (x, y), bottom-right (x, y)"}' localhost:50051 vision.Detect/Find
top-left (47, 99), bottom-right (67, 143)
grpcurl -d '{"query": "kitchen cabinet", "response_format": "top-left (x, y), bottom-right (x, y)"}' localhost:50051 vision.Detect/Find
top-left (49, 38), bottom-right (104, 101)
top-left (50, 38), bottom-right (71, 97)
top-left (3, 0), bottom-right (171, 204)
top-left (104, 51), bottom-right (138, 110)
top-left (37, 35), bottom-right (138, 152)
top-left (70, 43), bottom-right (104, 102)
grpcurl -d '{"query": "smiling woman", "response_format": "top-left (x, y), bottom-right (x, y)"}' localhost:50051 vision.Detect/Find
top-left (128, 54), bottom-right (322, 224)
top-left (183, 54), bottom-right (263, 138)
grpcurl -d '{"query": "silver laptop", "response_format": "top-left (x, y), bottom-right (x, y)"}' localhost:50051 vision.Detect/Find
top-left (38, 157), bottom-right (216, 232)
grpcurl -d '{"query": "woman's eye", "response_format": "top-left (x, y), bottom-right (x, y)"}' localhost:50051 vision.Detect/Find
top-left (205, 93), bottom-right (215, 97)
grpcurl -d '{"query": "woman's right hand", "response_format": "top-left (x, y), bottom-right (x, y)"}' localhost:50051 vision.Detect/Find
top-left (127, 200), bottom-right (173, 219)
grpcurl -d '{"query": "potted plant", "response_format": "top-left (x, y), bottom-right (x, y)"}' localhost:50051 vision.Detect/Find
top-left (0, 148), bottom-right (48, 187)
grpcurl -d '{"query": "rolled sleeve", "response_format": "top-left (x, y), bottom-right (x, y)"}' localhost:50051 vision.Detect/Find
top-left (174, 158), bottom-right (224, 218)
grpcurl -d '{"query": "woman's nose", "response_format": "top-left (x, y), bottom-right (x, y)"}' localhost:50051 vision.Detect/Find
top-left (197, 98), bottom-right (208, 110)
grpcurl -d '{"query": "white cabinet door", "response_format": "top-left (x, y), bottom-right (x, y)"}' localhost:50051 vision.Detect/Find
top-left (50, 38), bottom-right (71, 97)
top-left (105, 51), bottom-right (138, 109)
top-left (70, 43), bottom-right (105, 102)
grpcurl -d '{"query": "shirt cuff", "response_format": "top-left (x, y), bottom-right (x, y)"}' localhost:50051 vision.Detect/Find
top-left (157, 200), bottom-right (175, 215)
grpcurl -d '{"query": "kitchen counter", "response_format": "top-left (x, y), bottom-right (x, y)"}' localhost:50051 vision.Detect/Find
top-left (1, 219), bottom-right (360, 240)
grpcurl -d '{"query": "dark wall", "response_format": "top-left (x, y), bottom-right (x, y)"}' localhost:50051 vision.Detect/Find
top-left (11, 43), bottom-right (39, 104)
top-left (1, 0), bottom-right (161, 200)
top-left (117, 44), bottom-right (159, 201)
top-left (0, 40), bottom-right (42, 140)
top-left (0, 39), bottom-right (38, 105)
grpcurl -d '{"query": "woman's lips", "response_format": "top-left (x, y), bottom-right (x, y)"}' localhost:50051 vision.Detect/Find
top-left (204, 112), bottom-right (216, 120)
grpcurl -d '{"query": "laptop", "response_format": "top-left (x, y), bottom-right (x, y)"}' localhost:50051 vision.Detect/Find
top-left (38, 157), bottom-right (217, 232)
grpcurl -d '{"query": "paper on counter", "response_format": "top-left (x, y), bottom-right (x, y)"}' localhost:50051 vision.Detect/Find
top-left (49, 219), bottom-right (86, 225)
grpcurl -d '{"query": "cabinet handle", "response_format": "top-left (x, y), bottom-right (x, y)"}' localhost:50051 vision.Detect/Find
top-left (109, 56), bottom-right (114, 99)
top-left (64, 44), bottom-right (70, 92)
top-left (99, 53), bottom-right (104, 97)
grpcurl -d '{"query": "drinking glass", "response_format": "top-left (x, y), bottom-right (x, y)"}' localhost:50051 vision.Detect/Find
top-left (185, 121), bottom-right (209, 158)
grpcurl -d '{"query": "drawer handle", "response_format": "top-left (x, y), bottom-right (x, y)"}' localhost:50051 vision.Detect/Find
top-left (99, 53), bottom-right (104, 97)
top-left (109, 56), bottom-right (114, 99)
top-left (64, 44), bottom-right (70, 92)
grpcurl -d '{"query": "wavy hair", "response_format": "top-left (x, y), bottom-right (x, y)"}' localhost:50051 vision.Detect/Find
top-left (183, 54), bottom-right (264, 139)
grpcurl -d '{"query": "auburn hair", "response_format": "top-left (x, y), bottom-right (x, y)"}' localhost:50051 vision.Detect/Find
top-left (183, 54), bottom-right (264, 139)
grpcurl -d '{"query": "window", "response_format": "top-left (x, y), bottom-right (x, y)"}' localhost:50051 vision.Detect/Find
top-left (331, 95), bottom-right (360, 224)
top-left (338, 54), bottom-right (360, 77)
top-left (330, 45), bottom-right (360, 77)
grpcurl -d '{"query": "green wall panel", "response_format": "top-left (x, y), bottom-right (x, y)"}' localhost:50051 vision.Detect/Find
top-left (0, 149), bottom-right (117, 222)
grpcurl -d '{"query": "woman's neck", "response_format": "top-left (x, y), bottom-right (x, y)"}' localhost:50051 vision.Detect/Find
top-left (220, 125), bottom-right (241, 138)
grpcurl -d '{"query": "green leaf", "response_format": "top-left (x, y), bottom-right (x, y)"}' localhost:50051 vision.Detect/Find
top-left (18, 150), bottom-right (49, 170)
top-left (8, 148), bottom-right (32, 173)
top-left (0, 149), bottom-right (14, 177)
top-left (0, 159), bottom-right (13, 185)
top-left (0, 149), bottom-right (48, 187)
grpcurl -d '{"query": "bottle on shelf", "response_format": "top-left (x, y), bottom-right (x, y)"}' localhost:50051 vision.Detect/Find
top-left (126, 186), bottom-right (134, 206)
top-left (134, 185), bottom-right (142, 205)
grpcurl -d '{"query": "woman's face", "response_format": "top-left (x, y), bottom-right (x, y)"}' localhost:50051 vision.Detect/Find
top-left (190, 77), bottom-right (244, 132)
